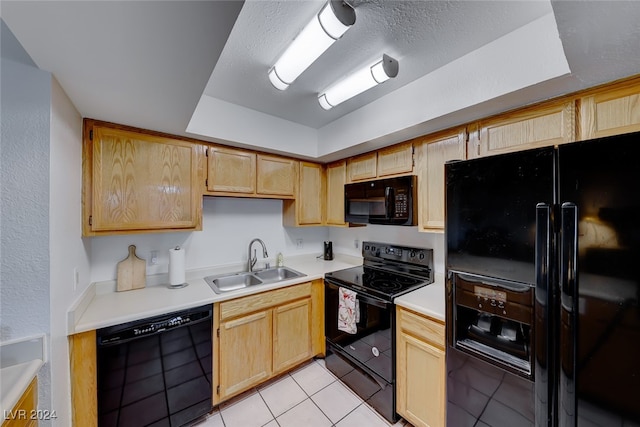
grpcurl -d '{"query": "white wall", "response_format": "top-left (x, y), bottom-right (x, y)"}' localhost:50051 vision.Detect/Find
top-left (90, 197), bottom-right (330, 282)
top-left (187, 96), bottom-right (319, 159)
top-left (328, 225), bottom-right (445, 275)
top-left (49, 76), bottom-right (90, 427)
top-left (0, 19), bottom-right (52, 423)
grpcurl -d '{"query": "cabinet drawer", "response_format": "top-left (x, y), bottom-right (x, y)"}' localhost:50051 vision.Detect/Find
top-left (220, 282), bottom-right (312, 320)
top-left (397, 307), bottom-right (445, 348)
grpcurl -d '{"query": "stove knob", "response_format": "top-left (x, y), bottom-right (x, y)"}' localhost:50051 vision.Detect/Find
top-left (410, 250), bottom-right (416, 258)
top-left (419, 252), bottom-right (425, 260)
top-left (364, 244), bottom-right (369, 251)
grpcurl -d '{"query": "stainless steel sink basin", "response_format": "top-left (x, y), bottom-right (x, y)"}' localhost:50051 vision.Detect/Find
top-left (204, 272), bottom-right (263, 293)
top-left (204, 266), bottom-right (305, 294)
top-left (254, 266), bottom-right (305, 282)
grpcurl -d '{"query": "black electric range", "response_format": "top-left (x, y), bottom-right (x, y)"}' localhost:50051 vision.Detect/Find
top-left (324, 241), bottom-right (434, 302)
top-left (324, 241), bottom-right (434, 423)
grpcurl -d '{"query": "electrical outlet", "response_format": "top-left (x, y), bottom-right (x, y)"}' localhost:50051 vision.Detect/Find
top-left (354, 239), bottom-right (359, 249)
top-left (150, 251), bottom-right (158, 265)
top-left (296, 239), bottom-right (303, 249)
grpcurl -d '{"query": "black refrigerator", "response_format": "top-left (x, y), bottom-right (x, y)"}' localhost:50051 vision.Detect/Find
top-left (445, 132), bottom-right (640, 427)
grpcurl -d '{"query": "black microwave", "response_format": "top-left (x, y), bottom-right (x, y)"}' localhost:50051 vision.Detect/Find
top-left (344, 175), bottom-right (417, 225)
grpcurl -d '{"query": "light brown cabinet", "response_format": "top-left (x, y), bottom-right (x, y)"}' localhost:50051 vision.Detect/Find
top-left (207, 146), bottom-right (257, 194)
top-left (273, 298), bottom-right (313, 372)
top-left (416, 129), bottom-right (466, 233)
top-left (396, 307), bottom-right (446, 427)
top-left (377, 142), bottom-right (414, 177)
top-left (215, 281), bottom-right (322, 403)
top-left (2, 377), bottom-right (38, 427)
top-left (206, 147), bottom-right (296, 199)
top-left (346, 142), bottom-right (414, 182)
top-left (579, 79), bottom-right (640, 140)
top-left (325, 160), bottom-right (347, 226)
top-left (468, 100), bottom-right (575, 159)
top-left (347, 152), bottom-right (377, 182)
top-left (218, 309), bottom-right (273, 399)
top-left (283, 161), bottom-right (325, 227)
top-left (69, 330), bottom-right (97, 427)
top-left (256, 154), bottom-right (297, 197)
top-left (82, 120), bottom-right (202, 236)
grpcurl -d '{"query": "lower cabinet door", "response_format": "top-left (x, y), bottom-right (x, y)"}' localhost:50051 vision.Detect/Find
top-left (397, 330), bottom-right (446, 427)
top-left (273, 298), bottom-right (312, 373)
top-left (219, 310), bottom-right (273, 400)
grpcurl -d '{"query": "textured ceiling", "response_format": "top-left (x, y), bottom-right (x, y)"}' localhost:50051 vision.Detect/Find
top-left (204, 0), bottom-right (552, 128)
top-left (3, 1), bottom-right (640, 161)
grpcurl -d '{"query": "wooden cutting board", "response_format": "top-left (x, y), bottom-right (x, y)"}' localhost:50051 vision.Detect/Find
top-left (117, 245), bottom-right (146, 292)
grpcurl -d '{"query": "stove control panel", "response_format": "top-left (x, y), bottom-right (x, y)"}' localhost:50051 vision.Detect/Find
top-left (362, 241), bottom-right (433, 267)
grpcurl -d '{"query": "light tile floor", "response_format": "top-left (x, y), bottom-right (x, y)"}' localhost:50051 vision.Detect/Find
top-left (195, 358), bottom-right (411, 427)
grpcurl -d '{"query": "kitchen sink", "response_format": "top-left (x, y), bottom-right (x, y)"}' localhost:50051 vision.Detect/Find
top-left (253, 266), bottom-right (305, 282)
top-left (204, 266), bottom-right (306, 294)
top-left (204, 272), bottom-right (263, 293)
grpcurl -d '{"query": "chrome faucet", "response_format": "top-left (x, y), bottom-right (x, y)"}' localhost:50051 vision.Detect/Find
top-left (247, 238), bottom-right (269, 272)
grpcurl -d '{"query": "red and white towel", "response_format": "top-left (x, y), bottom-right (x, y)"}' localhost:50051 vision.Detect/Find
top-left (338, 287), bottom-right (359, 334)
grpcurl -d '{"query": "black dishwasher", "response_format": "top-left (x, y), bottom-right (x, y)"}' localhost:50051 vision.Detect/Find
top-left (96, 305), bottom-right (213, 427)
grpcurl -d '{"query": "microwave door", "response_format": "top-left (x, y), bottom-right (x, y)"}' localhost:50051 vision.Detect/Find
top-left (345, 182), bottom-right (370, 223)
top-left (365, 185), bottom-right (387, 220)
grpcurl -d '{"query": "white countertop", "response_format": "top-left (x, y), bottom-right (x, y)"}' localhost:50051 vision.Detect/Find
top-left (0, 360), bottom-right (43, 416)
top-left (70, 253), bottom-right (447, 334)
top-left (0, 335), bottom-right (46, 418)
top-left (70, 254), bottom-right (362, 334)
top-left (395, 273), bottom-right (446, 322)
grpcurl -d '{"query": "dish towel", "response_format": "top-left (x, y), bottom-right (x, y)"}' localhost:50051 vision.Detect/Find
top-left (338, 287), bottom-right (359, 334)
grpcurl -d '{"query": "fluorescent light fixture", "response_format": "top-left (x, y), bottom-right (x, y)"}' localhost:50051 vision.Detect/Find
top-left (318, 54), bottom-right (399, 110)
top-left (268, 1), bottom-right (356, 91)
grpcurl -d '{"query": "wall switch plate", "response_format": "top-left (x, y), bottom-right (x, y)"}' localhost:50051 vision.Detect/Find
top-left (296, 239), bottom-right (303, 249)
top-left (150, 251), bottom-right (158, 265)
top-left (354, 239), bottom-right (359, 249)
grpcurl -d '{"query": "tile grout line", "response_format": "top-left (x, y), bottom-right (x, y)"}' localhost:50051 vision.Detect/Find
top-left (286, 368), bottom-right (336, 425)
top-left (256, 383), bottom-right (279, 426)
top-left (209, 358), bottom-right (409, 427)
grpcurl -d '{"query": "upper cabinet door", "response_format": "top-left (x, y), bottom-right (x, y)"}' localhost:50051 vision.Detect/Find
top-left (256, 154), bottom-right (296, 197)
top-left (86, 122), bottom-right (200, 235)
top-left (297, 162), bottom-right (324, 225)
top-left (579, 81), bottom-right (640, 140)
top-left (207, 146), bottom-right (256, 194)
top-left (417, 129), bottom-right (466, 233)
top-left (325, 160), bottom-right (347, 226)
top-left (469, 100), bottom-right (575, 159)
top-left (283, 161), bottom-right (324, 227)
top-left (347, 152), bottom-right (377, 182)
top-left (377, 142), bottom-right (414, 177)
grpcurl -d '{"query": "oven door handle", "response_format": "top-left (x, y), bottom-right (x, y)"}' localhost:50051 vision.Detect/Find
top-left (354, 293), bottom-right (390, 309)
top-left (324, 280), bottom-right (391, 309)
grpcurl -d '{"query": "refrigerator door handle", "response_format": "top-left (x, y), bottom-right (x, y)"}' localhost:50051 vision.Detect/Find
top-left (559, 202), bottom-right (578, 427)
top-left (535, 203), bottom-right (553, 427)
top-left (561, 202), bottom-right (578, 305)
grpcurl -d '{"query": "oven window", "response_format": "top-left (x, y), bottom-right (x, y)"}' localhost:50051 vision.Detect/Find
top-left (325, 281), bottom-right (393, 383)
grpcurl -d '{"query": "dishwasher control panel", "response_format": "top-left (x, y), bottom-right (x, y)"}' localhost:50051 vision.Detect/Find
top-left (97, 306), bottom-right (212, 345)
